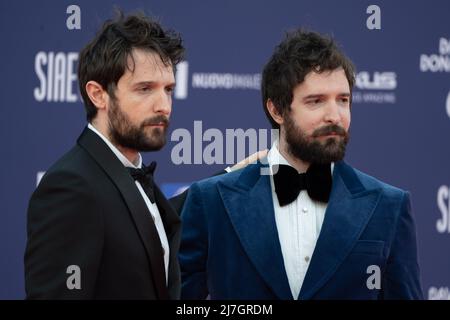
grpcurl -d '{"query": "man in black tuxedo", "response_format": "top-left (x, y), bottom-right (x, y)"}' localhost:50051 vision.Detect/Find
top-left (24, 12), bottom-right (185, 299)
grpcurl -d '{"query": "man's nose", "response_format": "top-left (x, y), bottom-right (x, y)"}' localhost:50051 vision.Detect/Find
top-left (323, 102), bottom-right (341, 124)
top-left (154, 89), bottom-right (172, 116)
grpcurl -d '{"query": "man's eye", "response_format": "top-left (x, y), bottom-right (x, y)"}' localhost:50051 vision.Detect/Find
top-left (308, 98), bottom-right (322, 105)
top-left (166, 87), bottom-right (174, 93)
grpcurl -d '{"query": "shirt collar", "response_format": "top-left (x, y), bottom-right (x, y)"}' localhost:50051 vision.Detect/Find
top-left (267, 139), bottom-right (334, 174)
top-left (267, 140), bottom-right (294, 169)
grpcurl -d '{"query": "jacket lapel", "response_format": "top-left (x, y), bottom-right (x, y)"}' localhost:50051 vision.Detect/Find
top-left (298, 161), bottom-right (382, 300)
top-left (77, 127), bottom-right (170, 299)
top-left (217, 162), bottom-right (293, 300)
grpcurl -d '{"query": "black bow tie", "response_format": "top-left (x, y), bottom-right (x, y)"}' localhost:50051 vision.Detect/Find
top-left (127, 161), bottom-right (157, 203)
top-left (273, 163), bottom-right (332, 206)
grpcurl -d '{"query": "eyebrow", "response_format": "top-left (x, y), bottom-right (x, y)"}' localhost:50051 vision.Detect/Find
top-left (302, 93), bottom-right (351, 101)
top-left (132, 81), bottom-right (176, 88)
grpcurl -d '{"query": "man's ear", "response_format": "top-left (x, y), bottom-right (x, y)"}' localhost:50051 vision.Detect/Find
top-left (85, 81), bottom-right (108, 111)
top-left (266, 99), bottom-right (284, 126)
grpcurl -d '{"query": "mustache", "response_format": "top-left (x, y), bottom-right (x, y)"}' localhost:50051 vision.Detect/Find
top-left (312, 124), bottom-right (347, 137)
top-left (141, 115), bottom-right (170, 127)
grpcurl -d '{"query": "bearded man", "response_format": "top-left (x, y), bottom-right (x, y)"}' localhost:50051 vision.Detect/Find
top-left (179, 29), bottom-right (423, 300)
top-left (24, 12), bottom-right (185, 299)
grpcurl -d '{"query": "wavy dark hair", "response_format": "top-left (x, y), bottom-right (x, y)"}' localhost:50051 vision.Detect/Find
top-left (261, 29), bottom-right (355, 128)
top-left (78, 10), bottom-right (185, 121)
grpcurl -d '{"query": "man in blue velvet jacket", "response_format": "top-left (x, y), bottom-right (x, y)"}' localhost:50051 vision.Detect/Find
top-left (179, 29), bottom-right (423, 300)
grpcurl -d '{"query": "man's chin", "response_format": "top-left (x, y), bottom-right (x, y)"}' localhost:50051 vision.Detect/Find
top-left (299, 144), bottom-right (346, 163)
top-left (139, 138), bottom-right (167, 152)
top-left (319, 148), bottom-right (346, 163)
top-left (142, 142), bottom-right (165, 151)
top-left (145, 125), bottom-right (167, 133)
top-left (314, 135), bottom-right (344, 143)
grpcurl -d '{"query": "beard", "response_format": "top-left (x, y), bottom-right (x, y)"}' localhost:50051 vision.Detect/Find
top-left (283, 113), bottom-right (349, 164)
top-left (107, 99), bottom-right (169, 152)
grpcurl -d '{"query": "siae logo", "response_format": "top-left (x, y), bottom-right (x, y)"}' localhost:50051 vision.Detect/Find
top-left (34, 51), bottom-right (79, 103)
top-left (437, 185), bottom-right (450, 233)
top-left (34, 55), bottom-right (187, 103)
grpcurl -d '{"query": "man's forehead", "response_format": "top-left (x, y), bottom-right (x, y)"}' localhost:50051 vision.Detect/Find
top-left (123, 49), bottom-right (174, 83)
top-left (296, 68), bottom-right (350, 94)
top-left (128, 48), bottom-right (168, 66)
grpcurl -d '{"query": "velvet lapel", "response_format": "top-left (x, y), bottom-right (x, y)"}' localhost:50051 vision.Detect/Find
top-left (298, 161), bottom-right (382, 300)
top-left (217, 162), bottom-right (293, 299)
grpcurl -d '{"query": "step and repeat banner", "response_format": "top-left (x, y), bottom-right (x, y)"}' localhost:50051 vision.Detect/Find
top-left (0, 0), bottom-right (449, 299)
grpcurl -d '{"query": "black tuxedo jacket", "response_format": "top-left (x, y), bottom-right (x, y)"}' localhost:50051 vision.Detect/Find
top-left (25, 128), bottom-right (181, 299)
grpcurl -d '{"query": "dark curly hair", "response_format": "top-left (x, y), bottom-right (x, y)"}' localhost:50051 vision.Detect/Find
top-left (261, 29), bottom-right (355, 128)
top-left (78, 10), bottom-right (185, 121)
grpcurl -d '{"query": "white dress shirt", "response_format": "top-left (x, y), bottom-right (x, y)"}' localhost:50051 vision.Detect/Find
top-left (267, 141), bottom-right (333, 299)
top-left (87, 124), bottom-right (170, 285)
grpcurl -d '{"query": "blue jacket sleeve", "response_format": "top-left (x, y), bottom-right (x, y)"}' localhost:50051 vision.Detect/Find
top-left (179, 182), bottom-right (209, 299)
top-left (381, 192), bottom-right (424, 299)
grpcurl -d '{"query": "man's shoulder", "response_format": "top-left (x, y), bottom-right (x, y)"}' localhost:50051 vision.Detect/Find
top-left (193, 162), bottom-right (264, 191)
top-left (38, 142), bottom-right (103, 191)
top-left (44, 144), bottom-right (92, 177)
top-left (193, 167), bottom-right (245, 190)
top-left (43, 127), bottom-right (112, 179)
top-left (29, 144), bottom-right (99, 210)
top-left (347, 164), bottom-right (407, 197)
